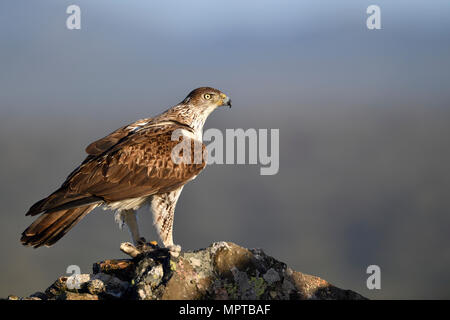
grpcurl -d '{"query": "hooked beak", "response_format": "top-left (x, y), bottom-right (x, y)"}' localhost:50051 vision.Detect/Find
top-left (220, 94), bottom-right (232, 108)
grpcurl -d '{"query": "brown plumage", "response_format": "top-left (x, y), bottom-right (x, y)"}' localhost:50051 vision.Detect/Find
top-left (21, 87), bottom-right (231, 248)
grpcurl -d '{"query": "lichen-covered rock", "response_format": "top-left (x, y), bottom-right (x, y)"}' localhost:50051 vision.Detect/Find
top-left (7, 242), bottom-right (366, 300)
top-left (66, 273), bottom-right (90, 291)
top-left (57, 292), bottom-right (99, 300)
top-left (88, 273), bottom-right (129, 298)
top-left (44, 276), bottom-right (68, 298)
top-left (92, 259), bottom-right (135, 281)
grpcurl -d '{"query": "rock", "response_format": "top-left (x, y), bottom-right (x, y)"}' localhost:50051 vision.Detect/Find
top-left (8, 242), bottom-right (366, 300)
top-left (29, 291), bottom-right (47, 300)
top-left (66, 273), bottom-right (90, 291)
top-left (44, 276), bottom-right (68, 297)
top-left (92, 259), bottom-right (134, 281)
top-left (57, 292), bottom-right (99, 300)
top-left (86, 279), bottom-right (106, 295)
top-left (88, 273), bottom-right (129, 298)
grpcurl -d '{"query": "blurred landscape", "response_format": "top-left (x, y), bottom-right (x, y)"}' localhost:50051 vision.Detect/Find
top-left (1, 0), bottom-right (449, 299)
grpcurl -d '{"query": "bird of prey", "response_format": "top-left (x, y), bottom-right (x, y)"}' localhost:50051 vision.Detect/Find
top-left (21, 87), bottom-right (231, 254)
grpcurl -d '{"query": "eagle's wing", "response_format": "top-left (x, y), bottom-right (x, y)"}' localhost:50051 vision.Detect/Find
top-left (85, 117), bottom-right (153, 156)
top-left (68, 123), bottom-right (206, 202)
top-left (26, 122), bottom-right (206, 215)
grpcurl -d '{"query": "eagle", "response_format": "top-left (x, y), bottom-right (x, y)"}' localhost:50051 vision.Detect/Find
top-left (21, 87), bottom-right (231, 254)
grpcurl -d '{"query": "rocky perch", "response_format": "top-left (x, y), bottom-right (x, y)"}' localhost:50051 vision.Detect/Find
top-left (7, 242), bottom-right (366, 300)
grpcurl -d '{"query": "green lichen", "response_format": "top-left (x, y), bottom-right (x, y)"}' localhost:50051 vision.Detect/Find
top-left (249, 276), bottom-right (267, 298)
top-left (224, 282), bottom-right (239, 299)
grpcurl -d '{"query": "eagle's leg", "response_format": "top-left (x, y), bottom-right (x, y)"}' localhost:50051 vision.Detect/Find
top-left (118, 209), bottom-right (165, 258)
top-left (120, 209), bottom-right (142, 246)
top-left (151, 186), bottom-right (184, 257)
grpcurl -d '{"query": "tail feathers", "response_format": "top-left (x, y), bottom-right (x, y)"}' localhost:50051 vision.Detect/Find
top-left (26, 198), bottom-right (48, 216)
top-left (21, 204), bottom-right (97, 248)
top-left (26, 190), bottom-right (102, 216)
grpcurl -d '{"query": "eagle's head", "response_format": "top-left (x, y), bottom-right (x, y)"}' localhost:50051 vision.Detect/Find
top-left (183, 87), bottom-right (232, 109)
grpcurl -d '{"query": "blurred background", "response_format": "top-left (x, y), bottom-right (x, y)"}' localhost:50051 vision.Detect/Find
top-left (1, 0), bottom-right (449, 299)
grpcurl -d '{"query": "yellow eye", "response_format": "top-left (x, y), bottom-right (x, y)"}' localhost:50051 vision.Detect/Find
top-left (204, 94), bottom-right (211, 100)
